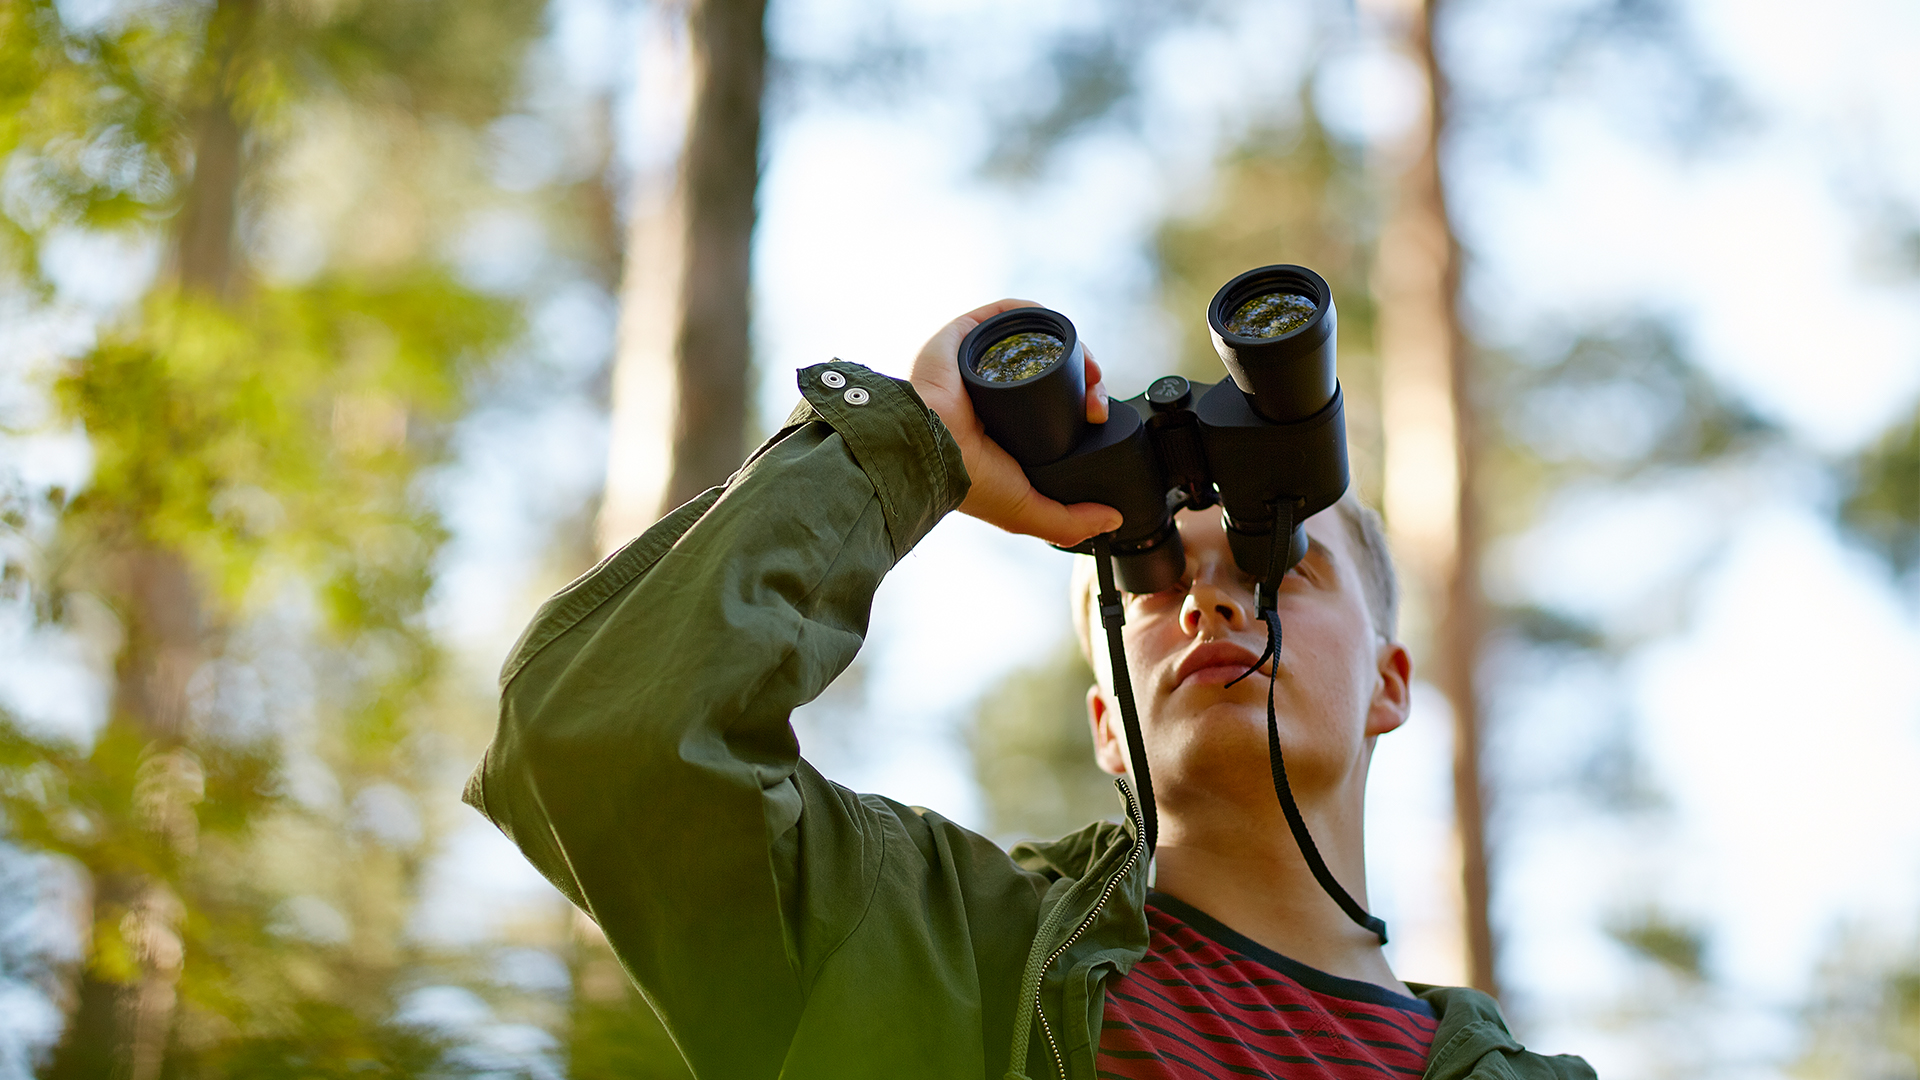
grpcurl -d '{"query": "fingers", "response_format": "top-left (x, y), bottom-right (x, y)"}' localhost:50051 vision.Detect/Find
top-left (1004, 487), bottom-right (1124, 548)
top-left (1047, 501), bottom-right (1126, 548)
top-left (962, 297), bottom-right (1043, 325)
top-left (923, 301), bottom-right (1125, 547)
top-left (935, 298), bottom-right (1044, 357)
top-left (913, 298), bottom-right (1044, 392)
top-left (1084, 352), bottom-right (1109, 424)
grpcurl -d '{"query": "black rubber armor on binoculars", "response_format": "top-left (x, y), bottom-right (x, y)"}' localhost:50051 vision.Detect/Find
top-left (958, 264), bottom-right (1350, 596)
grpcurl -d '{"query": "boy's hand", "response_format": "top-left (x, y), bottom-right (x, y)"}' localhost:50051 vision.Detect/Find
top-left (909, 300), bottom-right (1123, 547)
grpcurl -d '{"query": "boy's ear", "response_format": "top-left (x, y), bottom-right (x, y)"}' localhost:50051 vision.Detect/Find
top-left (1087, 687), bottom-right (1129, 776)
top-left (1365, 640), bottom-right (1413, 738)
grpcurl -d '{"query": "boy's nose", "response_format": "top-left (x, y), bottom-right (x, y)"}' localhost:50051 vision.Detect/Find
top-left (1182, 577), bottom-right (1250, 637)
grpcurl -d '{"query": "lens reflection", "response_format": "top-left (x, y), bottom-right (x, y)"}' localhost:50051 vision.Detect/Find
top-left (973, 331), bottom-right (1066, 382)
top-left (1225, 292), bottom-right (1315, 340)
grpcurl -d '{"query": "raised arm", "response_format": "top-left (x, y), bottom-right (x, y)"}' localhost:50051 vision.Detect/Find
top-left (464, 360), bottom-right (964, 1074)
top-left (463, 303), bottom-right (1119, 1077)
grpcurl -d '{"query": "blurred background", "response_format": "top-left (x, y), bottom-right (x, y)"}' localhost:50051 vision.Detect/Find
top-left (1, 0), bottom-right (1917, 1075)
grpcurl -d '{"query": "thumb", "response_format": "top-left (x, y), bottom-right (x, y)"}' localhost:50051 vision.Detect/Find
top-left (1042, 502), bottom-right (1124, 548)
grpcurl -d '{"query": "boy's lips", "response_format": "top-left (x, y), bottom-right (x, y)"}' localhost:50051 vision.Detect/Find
top-left (1173, 641), bottom-right (1267, 688)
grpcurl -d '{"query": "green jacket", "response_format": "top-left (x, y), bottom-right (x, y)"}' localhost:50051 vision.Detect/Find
top-left (464, 361), bottom-right (1596, 1080)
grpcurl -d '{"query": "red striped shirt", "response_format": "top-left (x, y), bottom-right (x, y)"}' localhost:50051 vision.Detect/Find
top-left (1096, 893), bottom-right (1437, 1080)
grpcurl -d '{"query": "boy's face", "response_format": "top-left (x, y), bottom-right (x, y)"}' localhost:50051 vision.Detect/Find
top-left (1087, 507), bottom-right (1412, 820)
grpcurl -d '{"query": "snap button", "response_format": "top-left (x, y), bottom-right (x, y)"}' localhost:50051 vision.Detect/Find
top-left (821, 370), bottom-right (847, 389)
top-left (844, 387), bottom-right (870, 406)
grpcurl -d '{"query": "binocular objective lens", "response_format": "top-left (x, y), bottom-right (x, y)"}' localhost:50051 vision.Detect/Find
top-left (973, 331), bottom-right (1066, 383)
top-left (1225, 292), bottom-right (1316, 340)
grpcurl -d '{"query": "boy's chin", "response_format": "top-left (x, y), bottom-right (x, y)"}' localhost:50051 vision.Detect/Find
top-left (1154, 701), bottom-right (1274, 757)
top-left (1166, 681), bottom-right (1282, 722)
top-left (1156, 696), bottom-right (1333, 765)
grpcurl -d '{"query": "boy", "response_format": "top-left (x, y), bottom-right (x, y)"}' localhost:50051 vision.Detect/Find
top-left (464, 300), bottom-right (1594, 1078)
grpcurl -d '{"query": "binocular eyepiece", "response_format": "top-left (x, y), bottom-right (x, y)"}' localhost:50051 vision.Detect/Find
top-left (1207, 264), bottom-right (1339, 425)
top-left (958, 264), bottom-right (1350, 596)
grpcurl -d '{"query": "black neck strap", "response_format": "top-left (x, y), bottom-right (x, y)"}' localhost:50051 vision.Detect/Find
top-left (1242, 604), bottom-right (1388, 945)
top-left (1093, 539), bottom-right (1156, 854)
top-left (1231, 498), bottom-right (1387, 945)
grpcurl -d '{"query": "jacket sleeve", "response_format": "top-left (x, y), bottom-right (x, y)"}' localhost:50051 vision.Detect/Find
top-left (462, 361), bottom-right (969, 1077)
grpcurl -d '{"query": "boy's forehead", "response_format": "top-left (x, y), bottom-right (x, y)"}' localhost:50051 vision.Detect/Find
top-left (1171, 505), bottom-right (1350, 557)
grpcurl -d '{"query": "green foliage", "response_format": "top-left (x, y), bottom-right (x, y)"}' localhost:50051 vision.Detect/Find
top-left (0, 1), bottom-right (183, 277)
top-left (1510, 321), bottom-right (1774, 472)
top-left (57, 276), bottom-right (508, 617)
top-left (0, 0), bottom-right (544, 282)
top-left (1155, 103), bottom-right (1378, 378)
top-left (1500, 604), bottom-right (1608, 653)
top-left (979, 0), bottom-right (1204, 179)
top-left (1794, 930), bottom-right (1920, 1080)
top-left (1482, 319), bottom-right (1777, 540)
top-left (968, 644), bottom-right (1119, 843)
top-left (173, 1001), bottom-right (452, 1080)
top-left (1606, 908), bottom-right (1707, 981)
top-left (1838, 403), bottom-right (1920, 578)
top-left (0, 0), bottom-right (559, 1071)
top-left (0, 717), bottom-right (271, 884)
top-left (567, 951), bottom-right (695, 1080)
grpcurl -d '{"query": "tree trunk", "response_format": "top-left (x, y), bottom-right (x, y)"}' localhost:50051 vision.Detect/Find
top-left (45, 4), bottom-right (251, 1071)
top-left (172, 0), bottom-right (252, 299)
top-left (44, 561), bottom-right (207, 1080)
top-left (1375, 0), bottom-right (1499, 998)
top-left (599, 0), bottom-right (767, 554)
top-left (173, 100), bottom-right (242, 297)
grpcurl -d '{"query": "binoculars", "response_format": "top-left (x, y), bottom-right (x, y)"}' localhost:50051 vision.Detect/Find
top-left (959, 264), bottom-right (1351, 598)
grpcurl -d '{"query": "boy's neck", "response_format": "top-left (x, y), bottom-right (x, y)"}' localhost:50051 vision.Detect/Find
top-left (1147, 795), bottom-right (1409, 997)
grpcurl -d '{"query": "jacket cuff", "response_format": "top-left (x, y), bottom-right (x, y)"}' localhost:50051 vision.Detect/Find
top-left (786, 360), bottom-right (970, 560)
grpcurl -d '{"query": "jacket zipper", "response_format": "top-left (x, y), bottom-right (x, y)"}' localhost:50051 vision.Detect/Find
top-left (1034, 780), bottom-right (1148, 1080)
